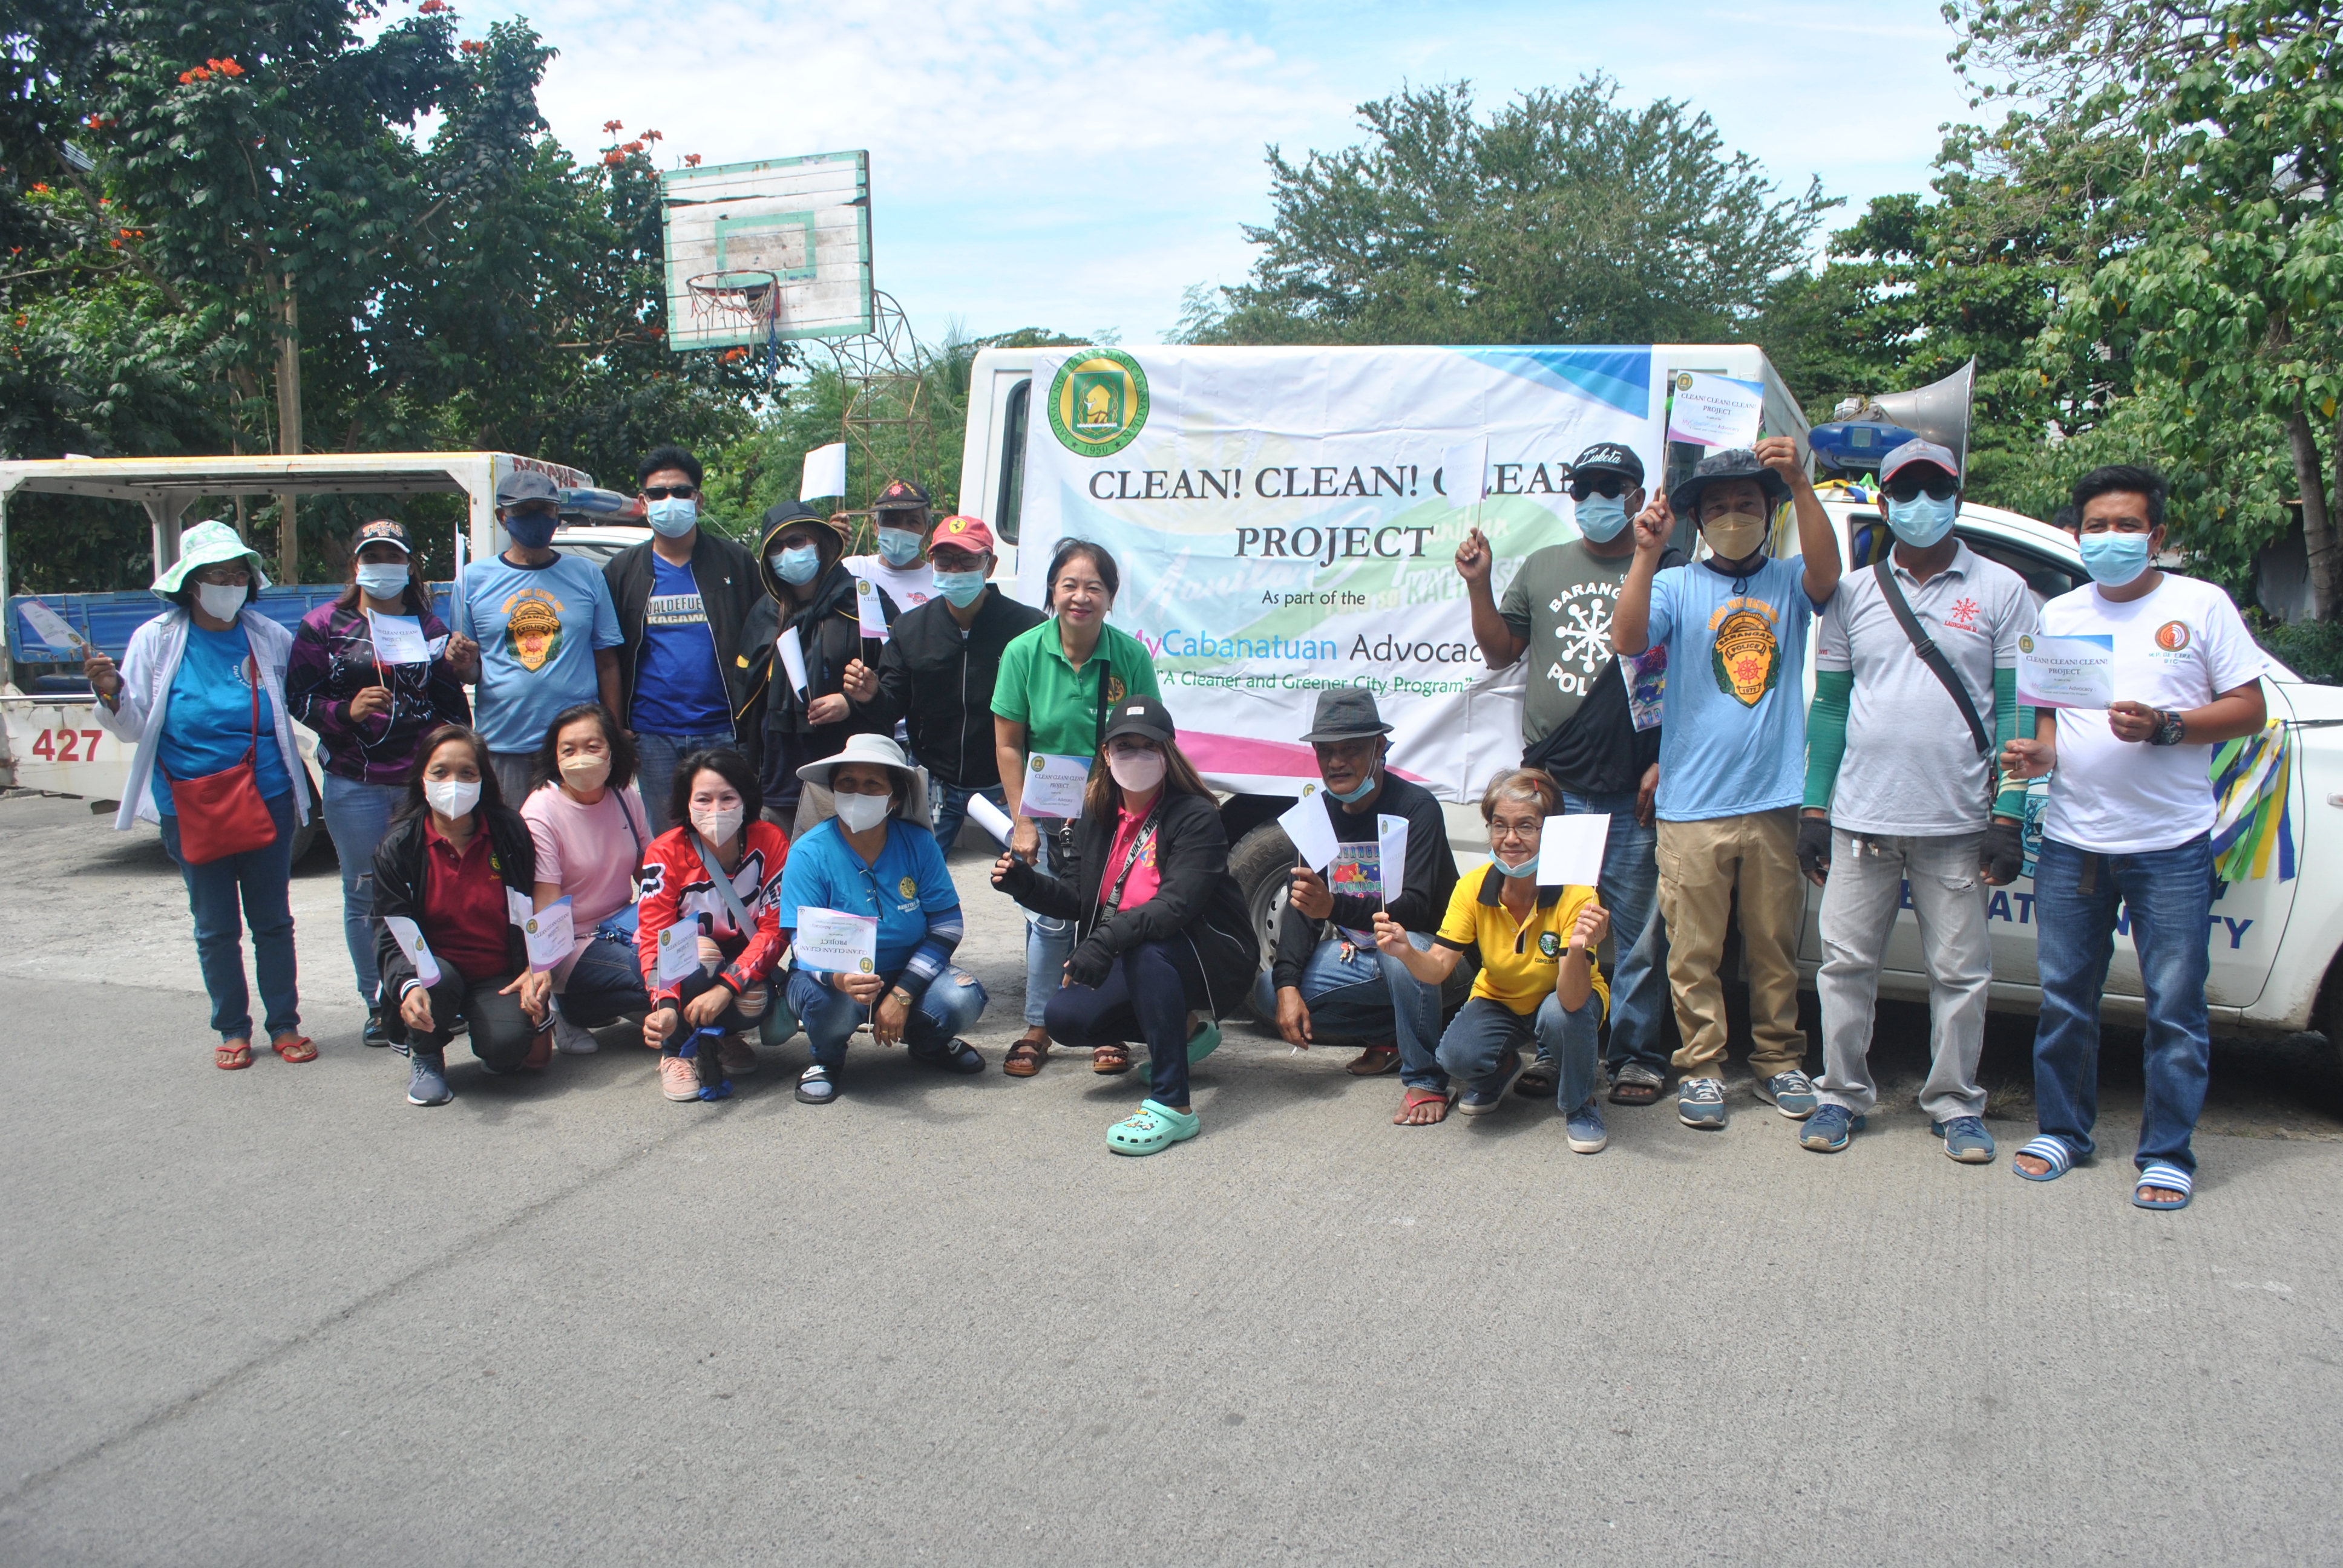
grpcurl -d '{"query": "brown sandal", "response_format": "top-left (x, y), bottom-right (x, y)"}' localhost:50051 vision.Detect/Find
top-left (215, 1040), bottom-right (253, 1071)
top-left (1091, 1044), bottom-right (1133, 1074)
top-left (1345, 1045), bottom-right (1399, 1076)
top-left (1003, 1036), bottom-right (1050, 1077)
top-left (269, 1034), bottom-right (318, 1063)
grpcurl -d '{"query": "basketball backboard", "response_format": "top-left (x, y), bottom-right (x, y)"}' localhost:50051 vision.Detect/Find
top-left (661, 151), bottom-right (874, 349)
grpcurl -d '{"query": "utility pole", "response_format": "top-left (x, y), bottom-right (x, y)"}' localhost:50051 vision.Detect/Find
top-left (275, 275), bottom-right (302, 584)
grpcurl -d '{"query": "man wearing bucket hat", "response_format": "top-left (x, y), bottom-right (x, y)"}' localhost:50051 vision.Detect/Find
top-left (841, 515), bottom-right (1045, 853)
top-left (843, 478), bottom-right (939, 627)
top-left (1798, 439), bottom-right (2035, 1161)
top-left (1458, 439), bottom-right (1679, 1108)
top-left (1253, 689), bottom-right (1459, 1122)
top-left (775, 733), bottom-right (988, 1103)
top-left (744, 501), bottom-right (893, 834)
top-left (87, 520), bottom-right (316, 1070)
top-left (1611, 437), bottom-right (1841, 1131)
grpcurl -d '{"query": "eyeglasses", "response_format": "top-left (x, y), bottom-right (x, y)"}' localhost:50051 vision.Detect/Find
top-left (643, 485), bottom-right (697, 500)
top-left (1568, 474), bottom-right (1628, 502)
top-left (1489, 818), bottom-right (1539, 842)
top-left (1884, 475), bottom-right (1959, 503)
top-left (193, 567), bottom-right (252, 586)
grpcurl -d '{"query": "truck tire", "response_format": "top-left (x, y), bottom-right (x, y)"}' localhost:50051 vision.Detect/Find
top-left (1228, 822), bottom-right (1295, 1024)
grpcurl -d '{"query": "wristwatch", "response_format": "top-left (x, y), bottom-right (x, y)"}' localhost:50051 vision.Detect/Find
top-left (2149, 708), bottom-right (2186, 746)
top-left (889, 987), bottom-right (915, 1007)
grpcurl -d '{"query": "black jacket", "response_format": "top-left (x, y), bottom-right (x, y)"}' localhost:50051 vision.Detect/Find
top-left (995, 789), bottom-right (1256, 1020)
top-left (739, 508), bottom-right (894, 745)
top-left (1270, 771), bottom-right (1458, 991)
top-left (860, 587), bottom-right (1046, 788)
top-left (370, 804), bottom-right (538, 1044)
top-left (603, 529), bottom-right (764, 743)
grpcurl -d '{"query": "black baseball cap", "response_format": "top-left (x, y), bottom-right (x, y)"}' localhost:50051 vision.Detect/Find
top-left (497, 471), bottom-right (560, 509)
top-left (872, 479), bottom-right (932, 512)
top-left (1102, 697), bottom-right (1176, 746)
top-left (1569, 442), bottom-right (1645, 486)
top-left (351, 518), bottom-right (413, 556)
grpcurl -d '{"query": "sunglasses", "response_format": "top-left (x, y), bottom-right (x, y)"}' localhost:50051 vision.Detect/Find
top-left (642, 485), bottom-right (697, 500)
top-left (1568, 474), bottom-right (1628, 502)
top-left (1884, 475), bottom-right (1959, 503)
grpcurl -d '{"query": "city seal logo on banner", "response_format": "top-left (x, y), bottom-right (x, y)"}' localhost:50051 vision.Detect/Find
top-left (1048, 349), bottom-right (1150, 458)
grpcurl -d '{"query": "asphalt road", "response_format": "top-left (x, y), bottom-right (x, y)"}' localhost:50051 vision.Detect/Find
top-left (2, 791), bottom-right (2340, 1566)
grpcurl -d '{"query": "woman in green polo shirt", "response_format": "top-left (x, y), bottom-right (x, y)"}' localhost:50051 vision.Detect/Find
top-left (989, 540), bottom-right (1161, 1077)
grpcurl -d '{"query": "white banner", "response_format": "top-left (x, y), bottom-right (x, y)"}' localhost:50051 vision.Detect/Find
top-left (1015, 345), bottom-right (1668, 800)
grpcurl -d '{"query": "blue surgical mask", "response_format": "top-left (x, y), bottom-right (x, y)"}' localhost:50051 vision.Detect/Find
top-left (503, 510), bottom-right (557, 550)
top-left (876, 528), bottom-right (923, 567)
top-left (1575, 493), bottom-right (1630, 543)
top-left (355, 563), bottom-right (410, 599)
top-left (2078, 530), bottom-right (2152, 587)
top-left (1326, 766), bottom-right (1379, 803)
top-left (1495, 850), bottom-right (1539, 878)
top-left (646, 496), bottom-right (698, 538)
top-left (1885, 492), bottom-right (1958, 548)
top-left (773, 545), bottom-right (821, 586)
top-left (932, 569), bottom-right (988, 607)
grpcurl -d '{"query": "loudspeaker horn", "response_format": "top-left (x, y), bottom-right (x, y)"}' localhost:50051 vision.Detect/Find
top-left (1866, 358), bottom-right (1974, 469)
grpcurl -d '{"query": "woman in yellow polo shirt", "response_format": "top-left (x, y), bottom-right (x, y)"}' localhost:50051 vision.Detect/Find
top-left (1373, 767), bottom-right (1612, 1150)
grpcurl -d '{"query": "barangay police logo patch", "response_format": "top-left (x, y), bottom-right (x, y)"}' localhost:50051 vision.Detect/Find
top-left (1538, 932), bottom-right (1562, 958)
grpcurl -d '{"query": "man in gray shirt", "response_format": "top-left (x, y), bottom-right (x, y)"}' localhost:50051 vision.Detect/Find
top-left (1797, 439), bottom-right (2034, 1161)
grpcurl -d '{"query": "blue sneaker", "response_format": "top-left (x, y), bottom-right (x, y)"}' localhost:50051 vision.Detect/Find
top-left (1564, 1097), bottom-right (1608, 1154)
top-left (1755, 1070), bottom-right (1819, 1119)
top-left (1458, 1049), bottom-right (1525, 1116)
top-left (1933, 1116), bottom-right (1996, 1163)
top-left (407, 1052), bottom-right (450, 1107)
top-left (1677, 1076), bottom-right (1726, 1129)
top-left (1799, 1103), bottom-right (1864, 1151)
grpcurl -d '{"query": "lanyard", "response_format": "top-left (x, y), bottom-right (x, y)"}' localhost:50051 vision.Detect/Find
top-left (1103, 798), bottom-right (1163, 911)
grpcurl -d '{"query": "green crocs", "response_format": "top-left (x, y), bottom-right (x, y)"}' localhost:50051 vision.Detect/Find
top-left (1186, 1018), bottom-right (1222, 1064)
top-left (1106, 1099), bottom-right (1200, 1156)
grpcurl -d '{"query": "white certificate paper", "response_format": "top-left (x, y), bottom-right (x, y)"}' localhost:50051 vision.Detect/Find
top-left (1277, 785), bottom-right (1340, 871)
top-left (1665, 371), bottom-right (1766, 450)
top-left (1537, 812), bottom-right (1611, 888)
top-left (776, 626), bottom-right (810, 700)
top-left (965, 791), bottom-right (1017, 846)
top-left (18, 598), bottom-right (85, 652)
top-left (854, 574), bottom-right (890, 641)
top-left (2016, 632), bottom-right (2115, 710)
top-left (1022, 754), bottom-right (1090, 819)
top-left (366, 610), bottom-right (433, 665)
top-left (381, 915), bottom-right (442, 987)
top-left (795, 907), bottom-right (879, 974)
top-left (655, 921), bottom-right (704, 984)
top-left (523, 897), bottom-right (576, 972)
top-left (1376, 814), bottom-right (1409, 903)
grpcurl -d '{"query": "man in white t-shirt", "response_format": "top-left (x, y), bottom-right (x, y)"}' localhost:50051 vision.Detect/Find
top-left (1999, 465), bottom-right (2268, 1212)
top-left (842, 479), bottom-right (937, 626)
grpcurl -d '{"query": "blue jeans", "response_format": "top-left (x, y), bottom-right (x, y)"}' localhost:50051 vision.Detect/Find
top-left (1024, 832), bottom-right (1076, 1030)
top-left (2031, 834), bottom-right (2217, 1175)
top-left (558, 907), bottom-right (650, 1027)
top-left (1250, 932), bottom-right (1446, 1091)
top-left (1559, 789), bottom-right (1668, 1074)
top-left (320, 772), bottom-right (402, 1008)
top-left (785, 964), bottom-right (989, 1068)
top-left (1437, 993), bottom-right (1602, 1111)
top-left (635, 729), bottom-right (739, 839)
top-left (929, 782), bottom-right (1008, 858)
top-left (158, 791), bottom-right (300, 1042)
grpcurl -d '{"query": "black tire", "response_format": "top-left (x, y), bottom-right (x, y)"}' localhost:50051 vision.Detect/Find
top-left (1228, 822), bottom-right (1296, 1024)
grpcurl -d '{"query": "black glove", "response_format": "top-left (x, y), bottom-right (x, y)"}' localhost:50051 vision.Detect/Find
top-left (1982, 817), bottom-right (2024, 885)
top-left (1796, 814), bottom-right (1832, 883)
top-left (1064, 937), bottom-right (1115, 990)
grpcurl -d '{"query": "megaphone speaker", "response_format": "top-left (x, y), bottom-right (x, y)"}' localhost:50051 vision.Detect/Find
top-left (1869, 358), bottom-right (1974, 463)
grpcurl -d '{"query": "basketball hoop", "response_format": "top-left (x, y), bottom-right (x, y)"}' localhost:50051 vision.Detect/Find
top-left (686, 269), bottom-right (781, 371)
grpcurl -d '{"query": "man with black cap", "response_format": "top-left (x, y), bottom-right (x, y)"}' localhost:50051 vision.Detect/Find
top-left (845, 478), bottom-right (938, 626)
top-left (1612, 437), bottom-right (1841, 1131)
top-left (1253, 689), bottom-right (1458, 1120)
top-left (461, 469), bottom-right (623, 804)
top-left (1458, 439), bottom-right (1679, 1106)
top-left (1797, 439), bottom-right (2034, 1161)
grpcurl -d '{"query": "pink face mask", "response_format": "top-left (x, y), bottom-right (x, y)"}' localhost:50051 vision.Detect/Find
top-left (1108, 750), bottom-right (1166, 794)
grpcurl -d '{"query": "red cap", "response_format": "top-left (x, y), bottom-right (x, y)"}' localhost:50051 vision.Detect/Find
top-left (928, 515), bottom-right (995, 554)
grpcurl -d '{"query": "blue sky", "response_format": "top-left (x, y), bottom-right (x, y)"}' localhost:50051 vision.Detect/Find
top-left (419, 0), bottom-right (1978, 347)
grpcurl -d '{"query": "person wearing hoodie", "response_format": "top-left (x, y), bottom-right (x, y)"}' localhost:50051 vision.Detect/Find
top-left (744, 501), bottom-right (893, 832)
top-left (603, 444), bottom-right (764, 837)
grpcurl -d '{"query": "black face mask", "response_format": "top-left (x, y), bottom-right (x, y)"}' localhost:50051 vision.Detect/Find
top-left (505, 511), bottom-right (558, 550)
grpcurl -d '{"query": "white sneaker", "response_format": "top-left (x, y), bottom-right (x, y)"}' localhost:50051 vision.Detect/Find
top-left (553, 1016), bottom-right (600, 1055)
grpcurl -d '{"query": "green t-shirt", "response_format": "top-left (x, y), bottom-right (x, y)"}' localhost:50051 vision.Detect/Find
top-left (990, 619), bottom-right (1162, 760)
top-left (1498, 539), bottom-right (1638, 748)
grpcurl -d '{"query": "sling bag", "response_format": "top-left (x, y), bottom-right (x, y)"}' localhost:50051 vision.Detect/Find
top-left (160, 656), bottom-right (278, 865)
top-left (1872, 560), bottom-right (1990, 756)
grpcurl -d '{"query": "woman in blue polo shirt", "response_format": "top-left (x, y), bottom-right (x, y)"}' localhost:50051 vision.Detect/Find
top-left (776, 733), bottom-right (988, 1104)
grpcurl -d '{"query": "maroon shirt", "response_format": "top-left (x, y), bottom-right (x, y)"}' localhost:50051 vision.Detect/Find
top-left (422, 820), bottom-right (511, 982)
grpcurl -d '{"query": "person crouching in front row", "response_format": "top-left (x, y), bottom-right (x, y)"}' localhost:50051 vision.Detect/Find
top-left (372, 725), bottom-right (554, 1106)
top-left (991, 698), bottom-right (1254, 1155)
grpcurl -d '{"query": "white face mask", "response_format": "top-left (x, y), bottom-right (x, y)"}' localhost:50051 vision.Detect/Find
top-left (425, 778), bottom-right (480, 819)
top-left (833, 789), bottom-right (893, 833)
top-left (1108, 750), bottom-right (1167, 795)
top-left (690, 803), bottom-right (743, 844)
top-left (558, 752), bottom-right (611, 792)
top-left (194, 581), bottom-right (247, 621)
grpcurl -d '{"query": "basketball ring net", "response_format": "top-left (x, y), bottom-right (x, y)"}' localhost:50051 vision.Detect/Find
top-left (686, 269), bottom-right (781, 374)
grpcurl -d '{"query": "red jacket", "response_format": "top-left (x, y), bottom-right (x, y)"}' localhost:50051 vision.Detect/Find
top-left (635, 821), bottom-right (791, 1004)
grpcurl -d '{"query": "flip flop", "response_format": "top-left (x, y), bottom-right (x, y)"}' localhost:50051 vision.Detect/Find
top-left (1394, 1086), bottom-right (1454, 1126)
top-left (214, 1040), bottom-right (252, 1071)
top-left (2011, 1135), bottom-right (2077, 1182)
top-left (1516, 1060), bottom-right (1559, 1099)
top-left (1345, 1046), bottom-right (1400, 1076)
top-left (269, 1034), bottom-right (317, 1063)
top-left (2132, 1162), bottom-right (2194, 1211)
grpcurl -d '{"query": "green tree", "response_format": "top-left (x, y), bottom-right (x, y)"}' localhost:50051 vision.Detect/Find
top-left (1179, 77), bottom-right (1834, 347)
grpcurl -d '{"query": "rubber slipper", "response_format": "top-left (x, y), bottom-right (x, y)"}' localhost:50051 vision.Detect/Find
top-left (1091, 1045), bottom-right (1133, 1075)
top-left (1345, 1046), bottom-right (1400, 1076)
top-left (1394, 1087), bottom-right (1454, 1126)
top-left (2131, 1162), bottom-right (2193, 1211)
top-left (1106, 1099), bottom-right (1200, 1156)
top-left (214, 1040), bottom-right (253, 1071)
top-left (1003, 1038), bottom-right (1049, 1077)
top-left (2011, 1135), bottom-right (2077, 1182)
top-left (269, 1034), bottom-right (317, 1063)
top-left (1186, 1019), bottom-right (1221, 1064)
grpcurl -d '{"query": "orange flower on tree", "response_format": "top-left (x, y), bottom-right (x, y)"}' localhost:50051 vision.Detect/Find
top-left (602, 119), bottom-right (623, 134)
top-left (602, 149), bottom-right (624, 166)
top-left (683, 154), bottom-right (701, 167)
top-left (643, 129), bottom-right (662, 142)
top-left (459, 39), bottom-right (483, 53)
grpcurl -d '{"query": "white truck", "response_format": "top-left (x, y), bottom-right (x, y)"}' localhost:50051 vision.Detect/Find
top-left (951, 342), bottom-right (2343, 1043)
